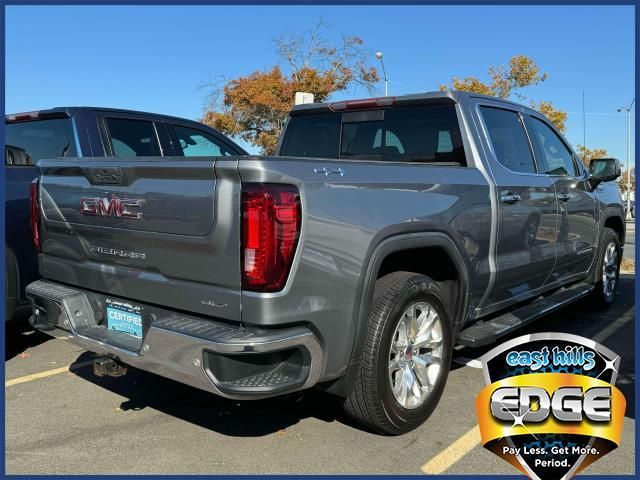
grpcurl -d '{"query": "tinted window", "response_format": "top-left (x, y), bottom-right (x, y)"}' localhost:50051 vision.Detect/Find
top-left (279, 112), bottom-right (341, 158)
top-left (5, 118), bottom-right (76, 166)
top-left (528, 117), bottom-right (577, 176)
top-left (173, 125), bottom-right (235, 157)
top-left (280, 105), bottom-right (466, 165)
top-left (105, 118), bottom-right (160, 156)
top-left (481, 107), bottom-right (536, 174)
top-left (341, 120), bottom-right (383, 157)
top-left (338, 106), bottom-right (465, 163)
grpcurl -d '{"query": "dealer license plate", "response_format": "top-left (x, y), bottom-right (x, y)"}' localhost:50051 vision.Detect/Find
top-left (106, 299), bottom-right (143, 338)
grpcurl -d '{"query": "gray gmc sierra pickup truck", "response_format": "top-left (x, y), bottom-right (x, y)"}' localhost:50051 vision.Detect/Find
top-left (26, 91), bottom-right (624, 434)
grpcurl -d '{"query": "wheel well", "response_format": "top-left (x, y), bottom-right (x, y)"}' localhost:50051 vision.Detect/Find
top-left (604, 216), bottom-right (625, 243)
top-left (377, 247), bottom-right (461, 322)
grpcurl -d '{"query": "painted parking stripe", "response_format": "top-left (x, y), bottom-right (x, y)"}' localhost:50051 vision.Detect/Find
top-left (453, 356), bottom-right (483, 369)
top-left (5, 360), bottom-right (94, 387)
top-left (421, 424), bottom-right (480, 474)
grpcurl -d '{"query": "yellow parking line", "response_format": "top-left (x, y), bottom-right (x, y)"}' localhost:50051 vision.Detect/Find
top-left (421, 424), bottom-right (480, 474)
top-left (5, 360), bottom-right (94, 388)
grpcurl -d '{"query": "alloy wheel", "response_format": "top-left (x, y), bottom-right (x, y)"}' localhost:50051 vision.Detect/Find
top-left (602, 241), bottom-right (618, 297)
top-left (388, 302), bottom-right (444, 409)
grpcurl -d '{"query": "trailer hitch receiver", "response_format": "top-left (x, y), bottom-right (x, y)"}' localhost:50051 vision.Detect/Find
top-left (93, 357), bottom-right (128, 377)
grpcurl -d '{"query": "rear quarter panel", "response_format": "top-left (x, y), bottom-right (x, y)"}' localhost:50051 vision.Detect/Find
top-left (238, 157), bottom-right (492, 379)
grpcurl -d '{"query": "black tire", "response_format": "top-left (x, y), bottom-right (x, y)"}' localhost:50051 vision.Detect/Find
top-left (590, 227), bottom-right (621, 308)
top-left (343, 271), bottom-right (453, 435)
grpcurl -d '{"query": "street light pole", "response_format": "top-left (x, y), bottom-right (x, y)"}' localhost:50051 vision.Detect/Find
top-left (376, 52), bottom-right (388, 97)
top-left (618, 99), bottom-right (635, 220)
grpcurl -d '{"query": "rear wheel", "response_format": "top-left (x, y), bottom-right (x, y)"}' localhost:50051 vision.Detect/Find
top-left (343, 272), bottom-right (453, 435)
top-left (590, 227), bottom-right (621, 307)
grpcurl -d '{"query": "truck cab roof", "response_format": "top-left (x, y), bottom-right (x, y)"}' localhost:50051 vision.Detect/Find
top-left (290, 90), bottom-right (540, 117)
top-left (6, 106), bottom-right (215, 129)
top-left (6, 106), bottom-right (248, 157)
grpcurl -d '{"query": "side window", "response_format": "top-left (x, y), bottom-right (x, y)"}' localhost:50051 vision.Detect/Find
top-left (105, 118), bottom-right (161, 156)
top-left (528, 117), bottom-right (576, 176)
top-left (437, 130), bottom-right (453, 153)
top-left (173, 125), bottom-right (234, 157)
top-left (480, 106), bottom-right (536, 174)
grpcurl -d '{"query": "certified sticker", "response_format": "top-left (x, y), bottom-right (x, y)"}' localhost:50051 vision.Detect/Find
top-left (106, 298), bottom-right (143, 338)
top-left (476, 333), bottom-right (625, 480)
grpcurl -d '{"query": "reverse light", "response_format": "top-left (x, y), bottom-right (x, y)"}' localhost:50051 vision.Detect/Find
top-left (29, 180), bottom-right (41, 250)
top-left (241, 183), bottom-right (301, 292)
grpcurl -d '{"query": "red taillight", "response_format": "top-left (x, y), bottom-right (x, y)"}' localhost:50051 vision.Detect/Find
top-left (29, 180), bottom-right (41, 251)
top-left (241, 184), bottom-right (301, 292)
top-left (329, 96), bottom-right (396, 111)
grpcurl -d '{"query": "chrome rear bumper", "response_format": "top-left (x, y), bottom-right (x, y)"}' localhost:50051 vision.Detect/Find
top-left (26, 280), bottom-right (324, 400)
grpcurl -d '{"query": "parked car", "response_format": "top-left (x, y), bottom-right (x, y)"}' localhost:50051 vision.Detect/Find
top-left (26, 92), bottom-right (624, 434)
top-left (5, 107), bottom-right (246, 321)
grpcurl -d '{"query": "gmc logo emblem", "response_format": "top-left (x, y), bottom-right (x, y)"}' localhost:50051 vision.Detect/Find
top-left (80, 196), bottom-right (143, 219)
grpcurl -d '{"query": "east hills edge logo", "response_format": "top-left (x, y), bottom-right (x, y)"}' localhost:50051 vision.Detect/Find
top-left (476, 333), bottom-right (626, 480)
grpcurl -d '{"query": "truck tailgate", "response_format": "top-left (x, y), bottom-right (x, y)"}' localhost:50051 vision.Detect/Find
top-left (36, 157), bottom-right (242, 322)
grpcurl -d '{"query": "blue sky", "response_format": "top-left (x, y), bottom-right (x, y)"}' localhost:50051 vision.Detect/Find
top-left (5, 4), bottom-right (636, 161)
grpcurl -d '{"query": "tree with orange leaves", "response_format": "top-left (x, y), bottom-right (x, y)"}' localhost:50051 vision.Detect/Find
top-left (202, 21), bottom-right (379, 154)
top-left (440, 55), bottom-right (568, 133)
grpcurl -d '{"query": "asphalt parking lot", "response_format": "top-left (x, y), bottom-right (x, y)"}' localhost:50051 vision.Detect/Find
top-left (5, 274), bottom-right (636, 474)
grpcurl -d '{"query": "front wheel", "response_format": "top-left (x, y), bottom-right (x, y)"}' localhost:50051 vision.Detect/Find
top-left (343, 272), bottom-right (453, 435)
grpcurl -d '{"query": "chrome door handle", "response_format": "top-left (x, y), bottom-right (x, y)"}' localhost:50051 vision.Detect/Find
top-left (501, 192), bottom-right (521, 204)
top-left (558, 192), bottom-right (572, 202)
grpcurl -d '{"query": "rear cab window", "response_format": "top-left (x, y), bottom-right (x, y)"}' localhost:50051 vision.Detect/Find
top-left (279, 105), bottom-right (466, 165)
top-left (5, 116), bottom-right (76, 166)
top-left (279, 113), bottom-right (341, 159)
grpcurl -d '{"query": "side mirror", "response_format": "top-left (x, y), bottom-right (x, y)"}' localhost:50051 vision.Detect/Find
top-left (588, 158), bottom-right (621, 189)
